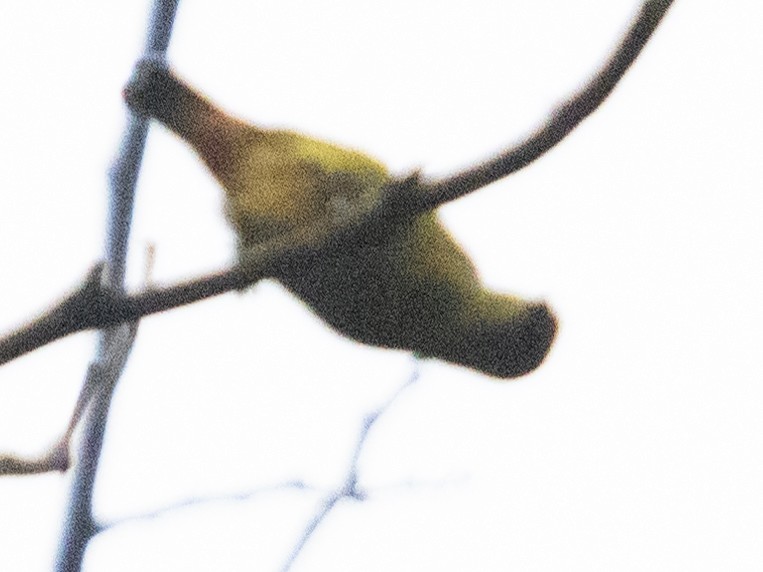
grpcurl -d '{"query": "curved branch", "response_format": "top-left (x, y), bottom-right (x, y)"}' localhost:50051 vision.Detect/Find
top-left (408, 0), bottom-right (675, 213)
top-left (0, 1), bottom-right (675, 368)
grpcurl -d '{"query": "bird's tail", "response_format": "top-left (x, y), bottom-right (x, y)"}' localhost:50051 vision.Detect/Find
top-left (444, 296), bottom-right (557, 379)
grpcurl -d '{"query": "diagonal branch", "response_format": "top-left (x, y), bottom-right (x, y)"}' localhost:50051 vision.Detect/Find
top-left (280, 359), bottom-right (421, 572)
top-left (93, 480), bottom-right (314, 535)
top-left (407, 0), bottom-right (675, 212)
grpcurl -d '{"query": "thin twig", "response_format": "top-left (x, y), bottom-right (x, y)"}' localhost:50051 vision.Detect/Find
top-left (0, 363), bottom-right (104, 476)
top-left (93, 480), bottom-right (314, 535)
top-left (280, 359), bottom-right (421, 572)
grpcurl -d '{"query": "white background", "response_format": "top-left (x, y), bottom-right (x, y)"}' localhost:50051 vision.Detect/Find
top-left (1, 1), bottom-right (762, 570)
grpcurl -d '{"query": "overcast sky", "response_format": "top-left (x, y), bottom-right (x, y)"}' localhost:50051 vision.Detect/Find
top-left (1, 1), bottom-right (762, 571)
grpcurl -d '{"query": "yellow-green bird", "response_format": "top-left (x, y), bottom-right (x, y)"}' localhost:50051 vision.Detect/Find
top-left (124, 60), bottom-right (556, 378)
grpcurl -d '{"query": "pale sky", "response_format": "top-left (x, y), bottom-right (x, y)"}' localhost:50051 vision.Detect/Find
top-left (1, 1), bottom-right (762, 571)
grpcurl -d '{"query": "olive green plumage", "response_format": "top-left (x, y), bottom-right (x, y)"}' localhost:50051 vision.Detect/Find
top-left (124, 60), bottom-right (556, 378)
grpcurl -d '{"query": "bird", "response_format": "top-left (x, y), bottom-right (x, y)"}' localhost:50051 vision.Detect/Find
top-left (123, 59), bottom-right (557, 378)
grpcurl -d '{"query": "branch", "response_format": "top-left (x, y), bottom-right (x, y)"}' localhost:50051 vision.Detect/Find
top-left (0, 1), bottom-right (674, 367)
top-left (0, 440), bottom-right (69, 476)
top-left (0, 174), bottom-right (418, 366)
top-left (0, 264), bottom-right (106, 366)
top-left (93, 480), bottom-right (314, 535)
top-left (280, 358), bottom-right (421, 572)
top-left (53, 2), bottom-right (180, 571)
top-left (406, 0), bottom-right (675, 213)
top-left (0, 363), bottom-right (105, 476)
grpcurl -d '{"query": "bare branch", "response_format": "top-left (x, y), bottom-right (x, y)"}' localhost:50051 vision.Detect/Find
top-left (53, 1), bottom-right (180, 571)
top-left (0, 175), bottom-right (414, 365)
top-left (93, 480), bottom-right (314, 535)
top-left (0, 363), bottom-right (109, 477)
top-left (0, 265), bottom-right (101, 364)
top-left (280, 359), bottom-right (421, 572)
top-left (0, 1), bottom-right (674, 367)
top-left (0, 440), bottom-right (70, 476)
top-left (407, 0), bottom-right (676, 213)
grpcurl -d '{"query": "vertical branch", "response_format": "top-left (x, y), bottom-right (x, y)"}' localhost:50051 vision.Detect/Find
top-left (54, 2), bottom-right (180, 571)
top-left (105, 0), bottom-right (179, 288)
